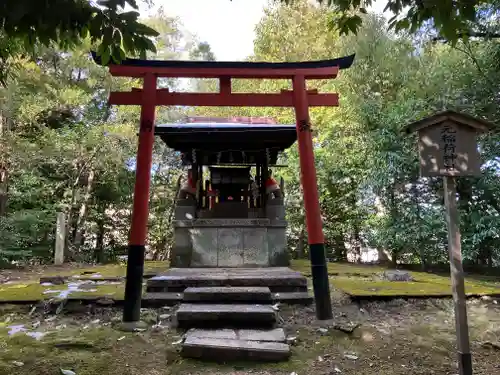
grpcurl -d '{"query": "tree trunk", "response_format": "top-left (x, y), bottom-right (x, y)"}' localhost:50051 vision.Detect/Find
top-left (149, 153), bottom-right (169, 261)
top-left (73, 169), bottom-right (95, 249)
top-left (157, 175), bottom-right (183, 261)
top-left (391, 251), bottom-right (398, 268)
top-left (352, 222), bottom-right (362, 263)
top-left (348, 181), bottom-right (362, 263)
top-left (389, 183), bottom-right (398, 267)
top-left (411, 181), bottom-right (427, 271)
top-left (332, 232), bottom-right (347, 261)
top-left (94, 203), bottom-right (106, 263)
top-left (0, 113), bottom-right (9, 216)
top-left (65, 181), bottom-right (79, 260)
top-left (377, 248), bottom-right (390, 263)
top-left (0, 165), bottom-right (7, 216)
top-left (297, 225), bottom-right (306, 259)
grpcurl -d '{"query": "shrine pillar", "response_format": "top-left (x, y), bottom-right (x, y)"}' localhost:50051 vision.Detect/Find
top-left (292, 75), bottom-right (333, 320)
top-left (123, 73), bottom-right (157, 323)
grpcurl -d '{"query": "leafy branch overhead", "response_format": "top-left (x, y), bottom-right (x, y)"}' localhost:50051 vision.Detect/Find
top-left (0, 0), bottom-right (159, 65)
top-left (280, 0), bottom-right (496, 44)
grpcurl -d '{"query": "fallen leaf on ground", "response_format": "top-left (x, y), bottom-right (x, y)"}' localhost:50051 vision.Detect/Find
top-left (482, 342), bottom-right (500, 350)
top-left (334, 322), bottom-right (361, 334)
top-left (344, 354), bottom-right (358, 360)
top-left (286, 336), bottom-right (297, 344)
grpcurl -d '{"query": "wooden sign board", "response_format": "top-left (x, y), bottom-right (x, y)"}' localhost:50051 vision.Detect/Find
top-left (403, 110), bottom-right (494, 178)
top-left (418, 121), bottom-right (481, 177)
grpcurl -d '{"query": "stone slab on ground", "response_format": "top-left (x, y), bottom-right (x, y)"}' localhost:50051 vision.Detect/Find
top-left (272, 291), bottom-right (313, 305)
top-left (141, 292), bottom-right (183, 307)
top-left (183, 286), bottom-right (272, 303)
top-left (186, 328), bottom-right (286, 342)
top-left (383, 270), bottom-right (414, 282)
top-left (76, 276), bottom-right (124, 282)
top-left (181, 336), bottom-right (290, 362)
top-left (186, 328), bottom-right (237, 340)
top-left (238, 328), bottom-right (286, 342)
top-left (40, 276), bottom-right (68, 285)
top-left (176, 303), bottom-right (277, 328)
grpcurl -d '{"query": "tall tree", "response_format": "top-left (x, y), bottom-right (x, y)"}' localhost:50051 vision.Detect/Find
top-left (280, 0), bottom-right (500, 44)
top-left (0, 0), bottom-right (159, 69)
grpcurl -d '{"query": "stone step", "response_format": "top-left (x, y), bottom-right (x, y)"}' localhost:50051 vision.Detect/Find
top-left (181, 337), bottom-right (290, 362)
top-left (146, 267), bottom-right (308, 295)
top-left (176, 303), bottom-right (277, 328)
top-left (142, 292), bottom-right (182, 307)
top-left (272, 291), bottom-right (313, 305)
top-left (147, 284), bottom-right (308, 294)
top-left (142, 291), bottom-right (313, 306)
top-left (186, 328), bottom-right (286, 342)
top-left (183, 286), bottom-right (272, 303)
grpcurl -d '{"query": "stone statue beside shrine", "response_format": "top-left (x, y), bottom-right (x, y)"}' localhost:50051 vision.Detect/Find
top-left (178, 168), bottom-right (197, 200)
top-left (265, 169), bottom-right (282, 199)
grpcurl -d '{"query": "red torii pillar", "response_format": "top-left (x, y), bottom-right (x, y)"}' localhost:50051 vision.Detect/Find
top-left (96, 54), bottom-right (355, 322)
top-left (122, 73), bottom-right (157, 322)
top-left (292, 75), bottom-right (330, 319)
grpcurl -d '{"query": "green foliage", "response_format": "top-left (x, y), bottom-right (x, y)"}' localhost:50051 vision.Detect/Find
top-left (280, 0), bottom-right (500, 44)
top-left (0, 0), bottom-right (159, 66)
top-left (2, 0), bottom-right (500, 270)
top-left (0, 10), bottom-right (211, 264)
top-left (198, 0), bottom-right (500, 268)
top-left (0, 210), bottom-right (54, 263)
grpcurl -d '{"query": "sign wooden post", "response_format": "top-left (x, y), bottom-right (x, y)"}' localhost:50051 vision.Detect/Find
top-left (404, 110), bottom-right (494, 375)
top-left (443, 175), bottom-right (471, 375)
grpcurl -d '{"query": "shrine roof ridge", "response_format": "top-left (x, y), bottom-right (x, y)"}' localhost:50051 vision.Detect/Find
top-left (403, 110), bottom-right (496, 134)
top-left (91, 52), bottom-right (355, 71)
top-left (155, 123), bottom-right (296, 130)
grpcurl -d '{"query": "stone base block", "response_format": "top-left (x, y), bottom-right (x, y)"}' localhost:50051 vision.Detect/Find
top-left (181, 337), bottom-right (290, 362)
top-left (176, 303), bottom-right (276, 328)
top-left (183, 286), bottom-right (272, 303)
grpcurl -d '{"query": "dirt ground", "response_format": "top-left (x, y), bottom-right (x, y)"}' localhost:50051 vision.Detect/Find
top-left (0, 262), bottom-right (499, 374)
top-left (0, 288), bottom-right (499, 375)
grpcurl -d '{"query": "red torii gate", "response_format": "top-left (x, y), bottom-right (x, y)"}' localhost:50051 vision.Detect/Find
top-left (93, 53), bottom-right (355, 322)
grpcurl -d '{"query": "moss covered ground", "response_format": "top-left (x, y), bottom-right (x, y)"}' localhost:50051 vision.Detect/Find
top-left (292, 260), bottom-right (500, 298)
top-left (0, 261), bottom-right (499, 374)
top-left (0, 281), bottom-right (125, 302)
top-left (0, 260), bottom-right (499, 303)
top-left (0, 298), bottom-right (498, 375)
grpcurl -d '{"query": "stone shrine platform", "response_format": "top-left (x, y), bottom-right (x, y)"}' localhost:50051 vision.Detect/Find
top-left (145, 267), bottom-right (312, 305)
top-left (171, 218), bottom-right (288, 268)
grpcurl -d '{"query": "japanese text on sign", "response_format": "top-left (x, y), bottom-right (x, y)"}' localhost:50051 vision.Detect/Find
top-left (298, 119), bottom-right (312, 132)
top-left (441, 125), bottom-right (457, 171)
